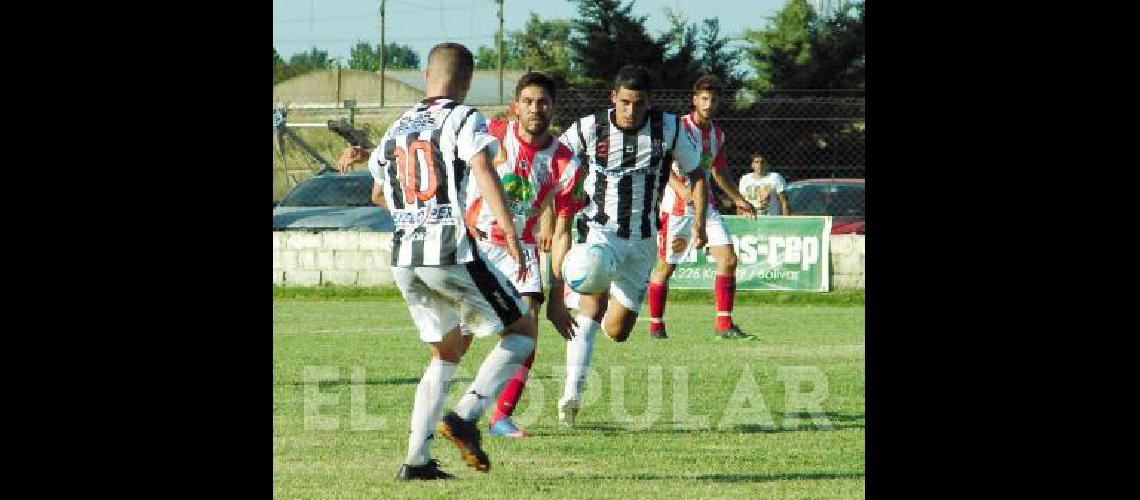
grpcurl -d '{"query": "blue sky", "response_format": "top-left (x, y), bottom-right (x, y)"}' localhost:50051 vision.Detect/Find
top-left (273, 0), bottom-right (794, 73)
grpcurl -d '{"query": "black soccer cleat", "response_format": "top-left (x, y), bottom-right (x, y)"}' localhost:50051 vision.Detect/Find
top-left (437, 411), bottom-right (491, 472)
top-left (650, 328), bottom-right (668, 339)
top-left (714, 325), bottom-right (759, 341)
top-left (396, 459), bottom-right (455, 480)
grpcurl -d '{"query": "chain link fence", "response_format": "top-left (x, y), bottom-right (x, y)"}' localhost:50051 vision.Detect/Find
top-left (274, 88), bottom-right (864, 222)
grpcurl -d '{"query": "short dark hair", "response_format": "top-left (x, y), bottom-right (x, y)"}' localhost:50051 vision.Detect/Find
top-left (427, 42), bottom-right (474, 80)
top-left (514, 71), bottom-right (557, 103)
top-left (692, 75), bottom-right (722, 95)
top-left (751, 151), bottom-right (764, 162)
top-left (612, 65), bottom-right (654, 92)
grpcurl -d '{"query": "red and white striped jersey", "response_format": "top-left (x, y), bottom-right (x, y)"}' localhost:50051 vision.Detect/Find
top-left (660, 112), bottom-right (727, 216)
top-left (466, 119), bottom-right (586, 246)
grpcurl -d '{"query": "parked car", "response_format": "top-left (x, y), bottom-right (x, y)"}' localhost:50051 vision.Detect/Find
top-left (273, 171), bottom-right (395, 231)
top-left (783, 178), bottom-right (865, 234)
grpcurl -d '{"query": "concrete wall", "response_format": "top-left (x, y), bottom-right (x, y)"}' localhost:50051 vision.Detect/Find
top-left (273, 232), bottom-right (866, 290)
top-left (829, 234), bottom-right (865, 290)
top-left (273, 69), bottom-right (424, 105)
top-left (273, 232), bottom-right (395, 287)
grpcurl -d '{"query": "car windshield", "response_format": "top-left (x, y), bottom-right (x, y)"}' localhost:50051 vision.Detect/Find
top-left (785, 183), bottom-right (864, 217)
top-left (278, 175), bottom-right (374, 207)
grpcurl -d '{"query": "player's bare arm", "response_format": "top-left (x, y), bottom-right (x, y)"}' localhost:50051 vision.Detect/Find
top-left (710, 167), bottom-right (756, 219)
top-left (667, 173), bottom-right (693, 203)
top-left (536, 196), bottom-right (554, 253)
top-left (470, 146), bottom-right (530, 283)
top-left (336, 146), bottom-right (372, 174)
top-left (777, 191), bottom-right (790, 215)
top-left (690, 170), bottom-right (709, 249)
top-left (545, 214), bottom-right (577, 340)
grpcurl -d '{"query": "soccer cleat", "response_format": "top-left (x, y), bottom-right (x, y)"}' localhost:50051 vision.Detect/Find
top-left (557, 397), bottom-right (580, 426)
top-left (396, 459), bottom-right (455, 480)
top-left (714, 325), bottom-right (759, 341)
top-left (437, 411), bottom-right (490, 472)
top-left (650, 327), bottom-right (668, 340)
top-left (488, 416), bottom-right (530, 439)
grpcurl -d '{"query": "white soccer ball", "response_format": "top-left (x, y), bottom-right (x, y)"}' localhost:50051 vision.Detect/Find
top-left (562, 242), bottom-right (617, 294)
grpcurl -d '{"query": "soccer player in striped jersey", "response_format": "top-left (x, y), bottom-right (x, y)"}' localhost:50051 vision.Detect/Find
top-left (649, 75), bottom-right (759, 341)
top-left (335, 43), bottom-right (537, 480)
top-left (545, 65), bottom-right (706, 426)
top-left (460, 72), bottom-right (585, 439)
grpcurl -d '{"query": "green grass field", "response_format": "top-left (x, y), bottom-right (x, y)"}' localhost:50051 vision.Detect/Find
top-left (273, 290), bottom-right (864, 498)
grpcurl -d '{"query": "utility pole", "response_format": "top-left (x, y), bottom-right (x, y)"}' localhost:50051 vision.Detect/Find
top-left (497, 0), bottom-right (504, 105)
top-left (380, 0), bottom-right (386, 107)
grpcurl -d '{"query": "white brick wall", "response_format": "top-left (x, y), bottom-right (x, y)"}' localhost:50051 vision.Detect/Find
top-left (283, 270), bottom-right (321, 286)
top-left (272, 232), bottom-right (862, 289)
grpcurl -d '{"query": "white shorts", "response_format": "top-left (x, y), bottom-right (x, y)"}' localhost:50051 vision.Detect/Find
top-left (657, 208), bottom-right (733, 264)
top-left (478, 241), bottom-right (543, 299)
top-left (392, 257), bottom-right (529, 343)
top-left (563, 224), bottom-right (658, 312)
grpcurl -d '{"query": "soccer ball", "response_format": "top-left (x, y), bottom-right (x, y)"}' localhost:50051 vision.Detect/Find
top-left (562, 242), bottom-right (617, 294)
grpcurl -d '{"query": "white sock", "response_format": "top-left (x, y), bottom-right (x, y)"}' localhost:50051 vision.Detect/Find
top-left (563, 315), bottom-right (599, 402)
top-left (453, 334), bottom-right (536, 421)
top-left (405, 358), bottom-right (456, 466)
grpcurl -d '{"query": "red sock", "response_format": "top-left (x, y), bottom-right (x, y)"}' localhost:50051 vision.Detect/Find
top-left (648, 282), bottom-right (668, 333)
top-left (715, 275), bottom-right (735, 331)
top-left (492, 348), bottom-right (536, 422)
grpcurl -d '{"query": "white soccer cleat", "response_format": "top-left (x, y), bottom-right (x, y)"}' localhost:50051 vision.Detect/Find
top-left (557, 397), bottom-right (580, 426)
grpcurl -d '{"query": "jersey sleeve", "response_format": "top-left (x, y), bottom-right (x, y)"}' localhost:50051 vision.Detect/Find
top-left (487, 118), bottom-right (508, 141)
top-left (551, 146), bottom-right (588, 218)
top-left (367, 137), bottom-right (388, 184)
top-left (670, 114), bottom-right (702, 175)
top-left (454, 109), bottom-right (498, 163)
top-left (558, 116), bottom-right (588, 157)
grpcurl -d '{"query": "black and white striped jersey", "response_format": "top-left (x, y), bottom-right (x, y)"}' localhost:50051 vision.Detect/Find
top-left (558, 109), bottom-right (702, 240)
top-left (367, 97), bottom-right (497, 267)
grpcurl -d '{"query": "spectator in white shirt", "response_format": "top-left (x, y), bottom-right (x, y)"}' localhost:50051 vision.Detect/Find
top-left (737, 152), bottom-right (788, 215)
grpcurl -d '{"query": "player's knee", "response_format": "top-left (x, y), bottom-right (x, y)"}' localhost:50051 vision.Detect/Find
top-left (722, 250), bottom-right (738, 269)
top-left (507, 314), bottom-right (538, 339)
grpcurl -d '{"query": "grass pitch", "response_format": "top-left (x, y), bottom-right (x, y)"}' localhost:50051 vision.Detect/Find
top-left (273, 291), bottom-right (864, 498)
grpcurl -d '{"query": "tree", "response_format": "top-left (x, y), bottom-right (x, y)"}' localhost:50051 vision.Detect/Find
top-left (382, 43), bottom-right (420, 69)
top-left (287, 47), bottom-right (334, 77)
top-left (349, 42), bottom-right (420, 72)
top-left (512, 13), bottom-right (575, 77)
top-left (474, 45), bottom-right (501, 70)
top-left (568, 0), bottom-right (663, 87)
top-left (274, 47), bottom-right (289, 84)
top-left (348, 41), bottom-right (379, 72)
top-left (742, 0), bottom-right (864, 93)
top-left (697, 19), bottom-right (746, 92)
top-left (657, 10), bottom-right (701, 88)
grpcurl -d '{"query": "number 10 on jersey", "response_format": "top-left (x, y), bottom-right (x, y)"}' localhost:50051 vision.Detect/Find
top-left (393, 140), bottom-right (438, 203)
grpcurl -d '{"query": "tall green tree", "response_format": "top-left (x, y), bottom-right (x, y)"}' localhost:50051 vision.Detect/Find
top-left (697, 18), bottom-right (746, 92)
top-left (382, 43), bottom-right (420, 69)
top-left (274, 47), bottom-right (289, 84)
top-left (512, 13), bottom-right (575, 77)
top-left (348, 41), bottom-right (380, 72)
top-left (287, 47), bottom-right (334, 77)
top-left (743, 0), bottom-right (864, 93)
top-left (568, 0), bottom-right (663, 87)
top-left (349, 42), bottom-right (420, 71)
